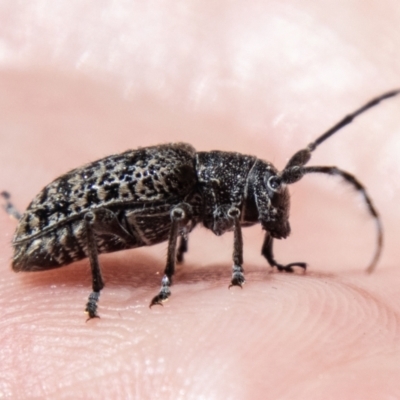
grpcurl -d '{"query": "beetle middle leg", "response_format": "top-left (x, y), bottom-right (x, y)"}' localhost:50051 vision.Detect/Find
top-left (228, 207), bottom-right (245, 288)
top-left (84, 208), bottom-right (138, 319)
top-left (262, 233), bottom-right (307, 273)
top-left (176, 234), bottom-right (188, 264)
top-left (150, 203), bottom-right (193, 307)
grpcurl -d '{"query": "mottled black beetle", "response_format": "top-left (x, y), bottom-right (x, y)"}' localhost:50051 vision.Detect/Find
top-left (4, 90), bottom-right (399, 318)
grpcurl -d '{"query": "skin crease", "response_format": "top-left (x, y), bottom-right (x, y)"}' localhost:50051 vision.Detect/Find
top-left (1, 1), bottom-right (400, 399)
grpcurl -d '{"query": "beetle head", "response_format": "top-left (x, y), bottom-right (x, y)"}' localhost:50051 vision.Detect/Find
top-left (261, 172), bottom-right (291, 239)
top-left (245, 161), bottom-right (291, 239)
top-left (245, 148), bottom-right (313, 239)
top-left (257, 148), bottom-right (311, 238)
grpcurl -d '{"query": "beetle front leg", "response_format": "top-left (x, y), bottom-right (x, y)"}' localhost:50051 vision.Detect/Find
top-left (261, 233), bottom-right (307, 272)
top-left (228, 207), bottom-right (245, 288)
top-left (150, 203), bottom-right (192, 307)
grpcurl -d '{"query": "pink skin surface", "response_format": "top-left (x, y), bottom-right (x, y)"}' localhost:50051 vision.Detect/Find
top-left (1, 1), bottom-right (400, 399)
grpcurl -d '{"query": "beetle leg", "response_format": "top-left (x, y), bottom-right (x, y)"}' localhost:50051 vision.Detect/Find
top-left (176, 234), bottom-right (188, 264)
top-left (150, 203), bottom-right (192, 307)
top-left (83, 208), bottom-right (137, 319)
top-left (228, 207), bottom-right (245, 288)
top-left (261, 233), bottom-right (307, 273)
top-left (1, 191), bottom-right (21, 220)
top-left (84, 212), bottom-right (105, 319)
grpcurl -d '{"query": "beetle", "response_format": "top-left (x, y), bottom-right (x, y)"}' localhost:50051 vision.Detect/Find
top-left (4, 90), bottom-right (399, 319)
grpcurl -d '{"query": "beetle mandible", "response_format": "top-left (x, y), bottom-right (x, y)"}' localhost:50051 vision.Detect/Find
top-left (4, 90), bottom-right (399, 319)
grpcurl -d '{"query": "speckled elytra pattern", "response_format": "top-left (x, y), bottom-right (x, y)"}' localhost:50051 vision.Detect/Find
top-left (12, 143), bottom-right (200, 270)
top-left (15, 143), bottom-right (197, 242)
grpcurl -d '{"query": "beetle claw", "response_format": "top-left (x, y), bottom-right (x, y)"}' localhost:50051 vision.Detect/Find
top-left (229, 267), bottom-right (245, 288)
top-left (276, 262), bottom-right (307, 273)
top-left (149, 288), bottom-right (171, 308)
top-left (85, 291), bottom-right (101, 320)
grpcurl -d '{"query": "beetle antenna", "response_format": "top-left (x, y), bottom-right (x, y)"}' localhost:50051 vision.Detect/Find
top-left (280, 89), bottom-right (400, 184)
top-left (308, 89), bottom-right (400, 151)
top-left (300, 166), bottom-right (382, 273)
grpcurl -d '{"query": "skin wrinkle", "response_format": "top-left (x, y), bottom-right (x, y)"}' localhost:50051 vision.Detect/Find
top-left (339, 280), bottom-right (400, 337)
top-left (282, 351), bottom-right (399, 399)
top-left (254, 282), bottom-right (400, 398)
top-left (262, 275), bottom-right (392, 358)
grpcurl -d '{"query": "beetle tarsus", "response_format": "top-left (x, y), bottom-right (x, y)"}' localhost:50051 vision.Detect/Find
top-left (262, 233), bottom-right (307, 273)
top-left (149, 291), bottom-right (170, 307)
top-left (85, 291), bottom-right (100, 320)
top-left (150, 276), bottom-right (171, 307)
top-left (276, 262), bottom-right (307, 273)
top-left (229, 264), bottom-right (245, 288)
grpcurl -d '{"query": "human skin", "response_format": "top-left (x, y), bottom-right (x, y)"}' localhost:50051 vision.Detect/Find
top-left (1, 1), bottom-right (400, 399)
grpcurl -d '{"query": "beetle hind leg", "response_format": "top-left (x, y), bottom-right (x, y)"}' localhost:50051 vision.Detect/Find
top-left (230, 264), bottom-right (245, 287)
top-left (84, 212), bottom-right (104, 319)
top-left (84, 208), bottom-right (137, 319)
top-left (150, 203), bottom-right (192, 307)
top-left (1, 191), bottom-right (21, 220)
top-left (262, 233), bottom-right (307, 273)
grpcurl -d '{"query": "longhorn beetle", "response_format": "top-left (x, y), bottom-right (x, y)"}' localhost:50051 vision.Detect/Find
top-left (3, 90), bottom-right (399, 319)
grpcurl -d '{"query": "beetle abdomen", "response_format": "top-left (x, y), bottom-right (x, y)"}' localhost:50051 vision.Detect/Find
top-left (12, 143), bottom-right (199, 271)
top-left (13, 219), bottom-right (92, 271)
top-left (12, 213), bottom-right (149, 271)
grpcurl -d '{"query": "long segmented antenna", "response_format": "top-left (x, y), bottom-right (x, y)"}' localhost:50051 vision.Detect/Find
top-left (278, 90), bottom-right (399, 272)
top-left (302, 166), bottom-right (382, 273)
top-left (308, 89), bottom-right (400, 151)
top-left (283, 90), bottom-right (400, 172)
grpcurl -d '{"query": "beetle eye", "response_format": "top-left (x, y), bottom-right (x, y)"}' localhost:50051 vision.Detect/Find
top-left (268, 176), bottom-right (282, 191)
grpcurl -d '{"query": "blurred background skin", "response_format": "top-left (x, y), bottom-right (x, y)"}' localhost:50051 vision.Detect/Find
top-left (1, 1), bottom-right (400, 399)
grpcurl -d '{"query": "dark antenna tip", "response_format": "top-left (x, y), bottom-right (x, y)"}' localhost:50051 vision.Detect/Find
top-left (308, 89), bottom-right (400, 152)
top-left (282, 89), bottom-right (399, 174)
